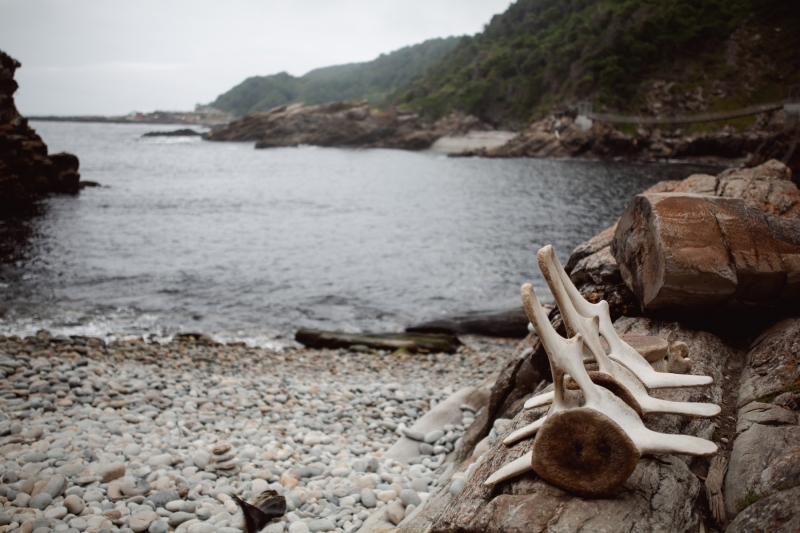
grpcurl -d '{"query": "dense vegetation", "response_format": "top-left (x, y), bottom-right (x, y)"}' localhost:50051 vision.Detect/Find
top-left (210, 37), bottom-right (460, 116)
top-left (390, 0), bottom-right (800, 127)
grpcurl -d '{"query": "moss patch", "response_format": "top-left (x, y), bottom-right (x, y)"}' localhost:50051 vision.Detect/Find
top-left (757, 380), bottom-right (800, 404)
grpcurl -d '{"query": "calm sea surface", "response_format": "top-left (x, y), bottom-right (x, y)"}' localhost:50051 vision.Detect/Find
top-left (0, 122), bottom-right (722, 346)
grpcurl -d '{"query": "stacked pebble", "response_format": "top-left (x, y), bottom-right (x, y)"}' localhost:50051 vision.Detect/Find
top-left (0, 332), bottom-right (511, 533)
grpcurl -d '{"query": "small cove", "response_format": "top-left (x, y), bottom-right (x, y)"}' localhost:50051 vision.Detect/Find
top-left (0, 121), bottom-right (722, 346)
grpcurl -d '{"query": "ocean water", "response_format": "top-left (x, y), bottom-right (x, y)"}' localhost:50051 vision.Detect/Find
top-left (0, 122), bottom-right (722, 346)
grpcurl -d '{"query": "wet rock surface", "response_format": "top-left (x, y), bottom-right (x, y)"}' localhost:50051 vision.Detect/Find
top-left (0, 332), bottom-right (512, 533)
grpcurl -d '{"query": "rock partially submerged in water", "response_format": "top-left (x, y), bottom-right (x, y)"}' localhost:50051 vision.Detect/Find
top-left (294, 327), bottom-right (461, 353)
top-left (1, 49), bottom-right (82, 207)
top-left (142, 129), bottom-right (203, 137)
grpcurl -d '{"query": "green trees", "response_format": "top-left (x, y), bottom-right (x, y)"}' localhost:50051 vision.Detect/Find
top-left (210, 37), bottom-right (460, 117)
top-left (390, 0), bottom-right (800, 127)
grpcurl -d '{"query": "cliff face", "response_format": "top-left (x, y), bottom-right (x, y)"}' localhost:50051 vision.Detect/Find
top-left (0, 50), bottom-right (81, 210)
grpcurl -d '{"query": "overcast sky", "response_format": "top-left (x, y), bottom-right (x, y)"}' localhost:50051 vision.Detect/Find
top-left (1, 0), bottom-right (513, 115)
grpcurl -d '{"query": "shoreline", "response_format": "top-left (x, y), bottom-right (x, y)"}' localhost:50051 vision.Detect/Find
top-left (0, 331), bottom-right (514, 533)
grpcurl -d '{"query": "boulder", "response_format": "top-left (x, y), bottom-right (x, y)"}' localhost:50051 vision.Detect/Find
top-left (613, 317), bottom-right (730, 446)
top-left (725, 485), bottom-right (800, 533)
top-left (737, 318), bottom-right (800, 408)
top-left (724, 318), bottom-right (800, 521)
top-left (612, 193), bottom-right (800, 313)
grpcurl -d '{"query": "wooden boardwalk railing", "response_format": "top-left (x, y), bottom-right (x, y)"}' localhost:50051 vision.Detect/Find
top-left (586, 101), bottom-right (785, 125)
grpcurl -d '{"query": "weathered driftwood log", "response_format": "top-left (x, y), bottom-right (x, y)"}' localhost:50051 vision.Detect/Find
top-left (294, 328), bottom-right (461, 353)
top-left (406, 307), bottom-right (530, 338)
top-left (612, 193), bottom-right (800, 313)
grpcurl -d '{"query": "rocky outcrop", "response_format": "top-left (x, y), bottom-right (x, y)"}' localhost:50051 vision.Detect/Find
top-left (402, 316), bottom-right (730, 533)
top-left (612, 193), bottom-right (800, 314)
top-left (0, 50), bottom-right (81, 209)
top-left (565, 160), bottom-right (800, 321)
top-left (724, 318), bottom-right (800, 521)
top-left (204, 102), bottom-right (488, 150)
top-left (455, 113), bottom-right (786, 162)
top-left (399, 159), bottom-right (800, 533)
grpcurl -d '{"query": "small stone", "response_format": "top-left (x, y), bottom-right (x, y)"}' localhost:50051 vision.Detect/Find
top-left (46, 506), bottom-right (68, 520)
top-left (130, 510), bottom-right (159, 533)
top-left (148, 520), bottom-right (168, 533)
top-left (124, 444), bottom-right (142, 457)
top-left (359, 489), bottom-right (376, 509)
top-left (410, 478), bottom-right (429, 493)
top-left (147, 454), bottom-right (174, 468)
top-left (287, 523), bottom-right (309, 533)
top-left (385, 500), bottom-right (405, 526)
top-left (96, 463), bottom-right (125, 483)
top-left (145, 490), bottom-right (180, 508)
top-left (187, 523), bottom-right (216, 533)
top-left (193, 451), bottom-right (211, 470)
top-left (107, 484), bottom-right (123, 501)
top-left (399, 489), bottom-right (421, 507)
top-left (449, 478), bottom-right (466, 496)
top-left (69, 518), bottom-right (88, 531)
top-left (30, 475), bottom-right (63, 501)
top-left (377, 490), bottom-right (396, 502)
top-left (211, 442), bottom-right (230, 455)
top-left (168, 513), bottom-right (195, 527)
top-left (423, 430), bottom-right (444, 444)
top-left (64, 494), bottom-right (86, 515)
top-left (402, 429), bottom-right (425, 441)
top-left (418, 442), bottom-right (434, 455)
top-left (29, 492), bottom-right (53, 510)
top-left (195, 508), bottom-right (211, 521)
top-left (307, 519), bottom-right (334, 532)
top-left (83, 490), bottom-right (104, 503)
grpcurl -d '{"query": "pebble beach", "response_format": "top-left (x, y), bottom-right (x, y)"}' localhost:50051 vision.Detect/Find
top-left (0, 332), bottom-right (513, 533)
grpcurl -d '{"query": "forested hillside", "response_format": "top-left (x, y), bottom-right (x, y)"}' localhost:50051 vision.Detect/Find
top-left (390, 0), bottom-right (800, 128)
top-left (210, 37), bottom-right (460, 116)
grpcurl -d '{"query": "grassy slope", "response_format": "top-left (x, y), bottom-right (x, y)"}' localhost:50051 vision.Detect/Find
top-left (210, 37), bottom-right (461, 116)
top-left (389, 0), bottom-right (800, 129)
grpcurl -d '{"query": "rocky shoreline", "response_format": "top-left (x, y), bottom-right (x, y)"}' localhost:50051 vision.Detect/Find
top-left (0, 332), bottom-right (513, 533)
top-left (202, 97), bottom-right (799, 174)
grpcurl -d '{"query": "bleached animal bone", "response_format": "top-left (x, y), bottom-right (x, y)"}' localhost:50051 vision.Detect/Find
top-left (510, 246), bottom-right (720, 427)
top-left (537, 244), bottom-right (713, 389)
top-left (485, 284), bottom-right (717, 495)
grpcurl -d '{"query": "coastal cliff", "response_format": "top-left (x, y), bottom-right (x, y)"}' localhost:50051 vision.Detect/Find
top-left (0, 50), bottom-right (81, 209)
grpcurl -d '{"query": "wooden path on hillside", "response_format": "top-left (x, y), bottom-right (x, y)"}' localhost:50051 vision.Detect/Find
top-left (586, 101), bottom-right (785, 125)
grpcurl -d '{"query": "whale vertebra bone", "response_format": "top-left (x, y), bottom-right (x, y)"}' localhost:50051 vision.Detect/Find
top-left (485, 283), bottom-right (717, 495)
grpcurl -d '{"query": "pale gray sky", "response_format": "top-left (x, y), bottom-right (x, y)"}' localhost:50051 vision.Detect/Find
top-left (1, 0), bottom-right (513, 115)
